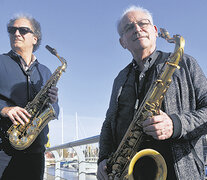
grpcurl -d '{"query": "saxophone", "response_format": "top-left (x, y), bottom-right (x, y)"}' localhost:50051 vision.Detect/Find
top-left (106, 28), bottom-right (185, 180)
top-left (7, 45), bottom-right (67, 150)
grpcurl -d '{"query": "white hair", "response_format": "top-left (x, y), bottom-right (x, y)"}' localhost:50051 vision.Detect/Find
top-left (117, 6), bottom-right (154, 36)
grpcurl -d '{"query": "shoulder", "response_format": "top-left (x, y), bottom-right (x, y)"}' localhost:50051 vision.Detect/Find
top-left (36, 61), bottom-right (52, 74)
top-left (177, 53), bottom-right (202, 73)
top-left (0, 54), bottom-right (12, 62)
top-left (157, 50), bottom-right (198, 65)
top-left (157, 50), bottom-right (199, 68)
top-left (114, 63), bottom-right (132, 81)
top-left (182, 53), bottom-right (198, 65)
top-left (34, 61), bottom-right (52, 81)
top-left (0, 54), bottom-right (17, 69)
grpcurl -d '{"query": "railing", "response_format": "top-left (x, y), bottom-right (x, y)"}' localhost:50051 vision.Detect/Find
top-left (44, 135), bottom-right (100, 180)
top-left (45, 135), bottom-right (207, 179)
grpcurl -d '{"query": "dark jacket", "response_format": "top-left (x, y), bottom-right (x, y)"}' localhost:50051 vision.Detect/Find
top-left (99, 51), bottom-right (207, 179)
top-left (0, 51), bottom-right (59, 154)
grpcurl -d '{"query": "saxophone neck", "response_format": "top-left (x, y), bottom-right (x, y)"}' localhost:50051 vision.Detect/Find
top-left (159, 28), bottom-right (185, 65)
top-left (159, 28), bottom-right (185, 52)
top-left (174, 35), bottom-right (185, 53)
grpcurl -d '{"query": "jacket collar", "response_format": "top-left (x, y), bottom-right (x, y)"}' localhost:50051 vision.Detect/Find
top-left (6, 50), bottom-right (39, 71)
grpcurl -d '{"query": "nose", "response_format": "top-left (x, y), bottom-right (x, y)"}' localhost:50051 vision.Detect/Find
top-left (14, 29), bottom-right (21, 36)
top-left (134, 23), bottom-right (142, 32)
top-left (15, 29), bottom-right (20, 35)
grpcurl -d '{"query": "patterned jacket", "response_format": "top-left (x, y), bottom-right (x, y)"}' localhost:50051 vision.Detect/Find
top-left (99, 51), bottom-right (207, 179)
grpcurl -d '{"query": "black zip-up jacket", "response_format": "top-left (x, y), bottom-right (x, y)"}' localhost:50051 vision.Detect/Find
top-left (0, 51), bottom-right (59, 154)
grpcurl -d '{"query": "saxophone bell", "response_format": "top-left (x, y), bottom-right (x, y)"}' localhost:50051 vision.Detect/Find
top-left (127, 149), bottom-right (167, 180)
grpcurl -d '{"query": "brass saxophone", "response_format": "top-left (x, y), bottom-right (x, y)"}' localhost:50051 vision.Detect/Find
top-left (106, 28), bottom-right (185, 180)
top-left (7, 45), bottom-right (67, 150)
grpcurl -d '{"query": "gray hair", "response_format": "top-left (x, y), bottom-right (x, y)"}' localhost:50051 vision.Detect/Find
top-left (117, 6), bottom-right (154, 37)
top-left (7, 14), bottom-right (42, 52)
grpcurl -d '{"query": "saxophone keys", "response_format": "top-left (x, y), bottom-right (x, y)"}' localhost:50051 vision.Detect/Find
top-left (166, 62), bottom-right (180, 69)
top-left (156, 79), bottom-right (164, 87)
top-left (26, 126), bottom-right (35, 135)
top-left (32, 119), bottom-right (39, 127)
top-left (127, 140), bottom-right (135, 147)
top-left (20, 136), bottom-right (28, 144)
top-left (112, 164), bottom-right (122, 171)
top-left (117, 156), bottom-right (127, 164)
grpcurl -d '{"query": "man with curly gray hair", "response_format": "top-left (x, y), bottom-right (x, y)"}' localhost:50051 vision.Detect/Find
top-left (0, 14), bottom-right (59, 180)
top-left (7, 14), bottom-right (42, 52)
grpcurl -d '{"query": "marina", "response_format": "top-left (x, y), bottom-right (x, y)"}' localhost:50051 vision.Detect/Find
top-left (45, 166), bottom-right (97, 180)
top-left (44, 135), bottom-right (99, 180)
top-left (44, 135), bottom-right (207, 180)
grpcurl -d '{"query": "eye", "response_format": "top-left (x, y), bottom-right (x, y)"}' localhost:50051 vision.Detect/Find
top-left (138, 22), bottom-right (145, 27)
top-left (124, 24), bottom-right (134, 33)
top-left (139, 22), bottom-right (148, 28)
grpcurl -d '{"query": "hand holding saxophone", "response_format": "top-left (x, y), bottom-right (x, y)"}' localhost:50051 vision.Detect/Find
top-left (0, 106), bottom-right (31, 126)
top-left (142, 110), bottom-right (173, 140)
top-left (97, 159), bottom-right (109, 180)
top-left (0, 86), bottom-right (58, 126)
top-left (48, 86), bottom-right (58, 104)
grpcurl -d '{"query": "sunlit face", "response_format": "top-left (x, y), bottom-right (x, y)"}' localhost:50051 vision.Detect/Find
top-left (119, 11), bottom-right (158, 55)
top-left (9, 18), bottom-right (37, 53)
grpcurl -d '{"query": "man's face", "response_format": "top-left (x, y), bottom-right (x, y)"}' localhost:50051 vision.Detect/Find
top-left (8, 18), bottom-right (37, 53)
top-left (119, 11), bottom-right (158, 54)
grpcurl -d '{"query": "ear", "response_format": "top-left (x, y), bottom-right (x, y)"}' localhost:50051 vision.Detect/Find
top-left (33, 36), bottom-right (38, 45)
top-left (153, 25), bottom-right (158, 37)
top-left (119, 37), bottom-right (126, 49)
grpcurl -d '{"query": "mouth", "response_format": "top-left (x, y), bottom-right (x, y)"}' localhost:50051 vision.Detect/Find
top-left (12, 39), bottom-right (22, 44)
top-left (132, 35), bottom-right (147, 41)
top-left (14, 38), bottom-right (21, 41)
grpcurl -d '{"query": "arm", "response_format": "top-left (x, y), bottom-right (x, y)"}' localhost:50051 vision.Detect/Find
top-left (98, 78), bottom-right (120, 164)
top-left (98, 87), bottom-right (116, 180)
top-left (143, 55), bottom-right (207, 141)
top-left (170, 56), bottom-right (207, 140)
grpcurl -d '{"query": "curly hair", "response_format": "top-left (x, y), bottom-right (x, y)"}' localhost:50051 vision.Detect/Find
top-left (7, 14), bottom-right (42, 52)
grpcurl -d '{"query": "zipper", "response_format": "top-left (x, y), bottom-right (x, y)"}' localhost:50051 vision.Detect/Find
top-left (27, 73), bottom-right (31, 102)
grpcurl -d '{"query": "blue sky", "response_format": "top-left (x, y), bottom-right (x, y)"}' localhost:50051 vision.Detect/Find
top-left (1, 0), bottom-right (207, 146)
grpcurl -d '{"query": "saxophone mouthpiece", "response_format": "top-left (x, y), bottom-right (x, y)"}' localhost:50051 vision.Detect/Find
top-left (159, 28), bottom-right (175, 43)
top-left (45, 45), bottom-right (57, 56)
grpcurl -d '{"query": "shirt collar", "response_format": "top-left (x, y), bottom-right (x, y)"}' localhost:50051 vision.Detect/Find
top-left (132, 50), bottom-right (160, 72)
top-left (8, 50), bottom-right (37, 71)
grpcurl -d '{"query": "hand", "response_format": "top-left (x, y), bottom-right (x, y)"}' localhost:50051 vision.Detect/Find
top-left (48, 86), bottom-right (58, 104)
top-left (1, 106), bottom-right (31, 126)
top-left (142, 110), bottom-right (173, 140)
top-left (97, 159), bottom-right (109, 180)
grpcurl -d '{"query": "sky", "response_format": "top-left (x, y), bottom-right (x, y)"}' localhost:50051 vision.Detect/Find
top-left (0, 0), bottom-right (207, 146)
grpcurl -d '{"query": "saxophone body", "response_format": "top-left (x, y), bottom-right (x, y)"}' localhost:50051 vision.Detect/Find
top-left (106, 29), bottom-right (185, 180)
top-left (7, 45), bottom-right (67, 150)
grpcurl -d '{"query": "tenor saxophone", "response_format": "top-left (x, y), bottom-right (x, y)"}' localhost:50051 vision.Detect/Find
top-left (106, 28), bottom-right (185, 180)
top-left (7, 45), bottom-right (67, 150)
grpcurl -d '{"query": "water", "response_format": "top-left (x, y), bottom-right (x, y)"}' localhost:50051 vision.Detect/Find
top-left (46, 166), bottom-right (97, 180)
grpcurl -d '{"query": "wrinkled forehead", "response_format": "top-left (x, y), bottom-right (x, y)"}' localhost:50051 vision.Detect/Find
top-left (121, 11), bottom-right (151, 27)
